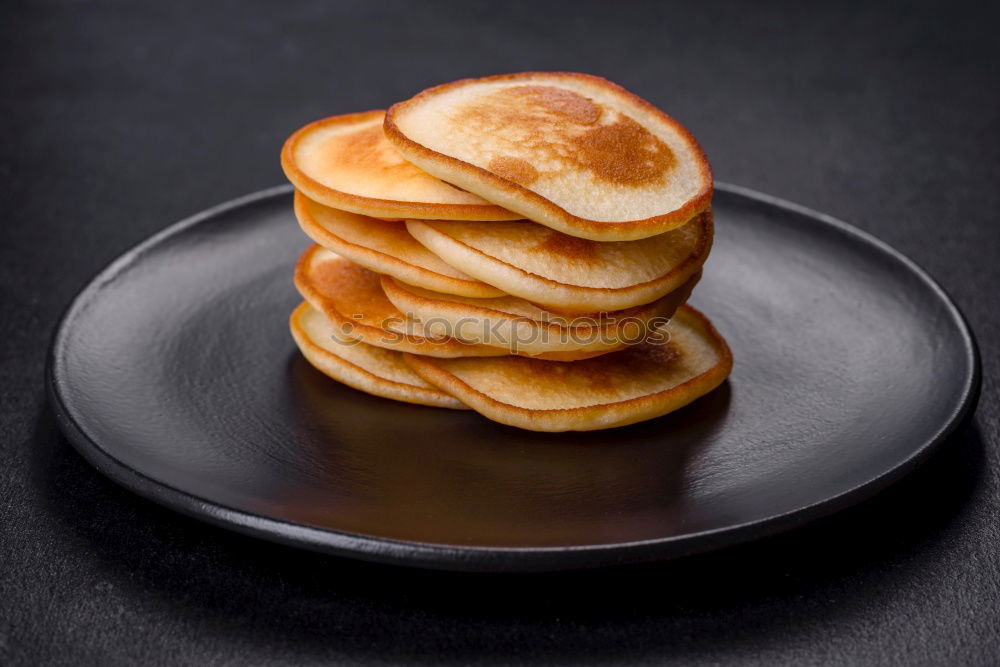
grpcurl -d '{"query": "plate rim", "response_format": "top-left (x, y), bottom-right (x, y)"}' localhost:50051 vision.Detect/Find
top-left (46, 183), bottom-right (982, 572)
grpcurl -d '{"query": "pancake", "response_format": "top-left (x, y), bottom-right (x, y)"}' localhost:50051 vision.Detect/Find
top-left (290, 302), bottom-right (467, 409)
top-left (295, 244), bottom-right (507, 358)
top-left (406, 210), bottom-right (711, 313)
top-left (382, 272), bottom-right (698, 357)
top-left (295, 190), bottom-right (504, 298)
top-left (404, 305), bottom-right (732, 431)
top-left (281, 110), bottom-right (519, 220)
top-left (385, 72), bottom-right (713, 241)
top-left (295, 245), bottom-right (607, 362)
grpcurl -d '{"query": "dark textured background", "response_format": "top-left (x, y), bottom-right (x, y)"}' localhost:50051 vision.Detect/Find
top-left (2, 1), bottom-right (998, 664)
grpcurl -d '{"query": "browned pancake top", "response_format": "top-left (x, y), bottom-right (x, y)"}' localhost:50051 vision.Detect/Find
top-left (317, 121), bottom-right (466, 188)
top-left (320, 122), bottom-right (406, 177)
top-left (310, 255), bottom-right (401, 329)
top-left (530, 228), bottom-right (600, 262)
top-left (457, 85), bottom-right (676, 188)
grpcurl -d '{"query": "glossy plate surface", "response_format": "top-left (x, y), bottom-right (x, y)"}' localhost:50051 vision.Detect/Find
top-left (48, 184), bottom-right (980, 571)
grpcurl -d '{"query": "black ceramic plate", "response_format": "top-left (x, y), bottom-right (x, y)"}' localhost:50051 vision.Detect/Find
top-left (48, 184), bottom-right (980, 572)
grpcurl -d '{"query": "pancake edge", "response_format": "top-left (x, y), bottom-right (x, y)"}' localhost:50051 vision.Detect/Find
top-left (403, 305), bottom-right (733, 431)
top-left (290, 302), bottom-right (468, 409)
top-left (381, 272), bottom-right (697, 356)
top-left (294, 245), bottom-right (509, 359)
top-left (405, 210), bottom-right (712, 313)
top-left (295, 190), bottom-right (506, 298)
top-left (295, 247), bottom-right (611, 362)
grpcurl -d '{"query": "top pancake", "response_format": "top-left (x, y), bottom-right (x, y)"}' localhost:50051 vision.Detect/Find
top-left (282, 110), bottom-right (519, 221)
top-left (385, 72), bottom-right (713, 241)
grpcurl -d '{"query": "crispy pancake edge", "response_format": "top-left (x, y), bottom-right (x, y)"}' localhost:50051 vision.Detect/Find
top-left (295, 190), bottom-right (505, 298)
top-left (296, 246), bottom-right (610, 362)
top-left (406, 210), bottom-right (712, 313)
top-left (290, 302), bottom-right (468, 409)
top-left (403, 305), bottom-right (733, 431)
top-left (294, 245), bottom-right (509, 359)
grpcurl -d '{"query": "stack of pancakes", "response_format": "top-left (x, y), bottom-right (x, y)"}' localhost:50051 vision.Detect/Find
top-left (281, 72), bottom-right (732, 432)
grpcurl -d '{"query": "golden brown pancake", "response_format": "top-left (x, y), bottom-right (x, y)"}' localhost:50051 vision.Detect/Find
top-left (295, 244), bottom-right (506, 358)
top-left (295, 245), bottom-right (609, 362)
top-left (385, 72), bottom-right (713, 241)
top-left (294, 190), bottom-right (504, 298)
top-left (405, 306), bottom-right (732, 431)
top-left (406, 210), bottom-right (711, 313)
top-left (382, 272), bottom-right (698, 357)
top-left (290, 302), bottom-right (467, 409)
top-left (281, 110), bottom-right (519, 220)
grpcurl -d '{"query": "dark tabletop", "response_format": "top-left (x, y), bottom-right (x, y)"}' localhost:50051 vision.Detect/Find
top-left (2, 1), bottom-right (999, 664)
